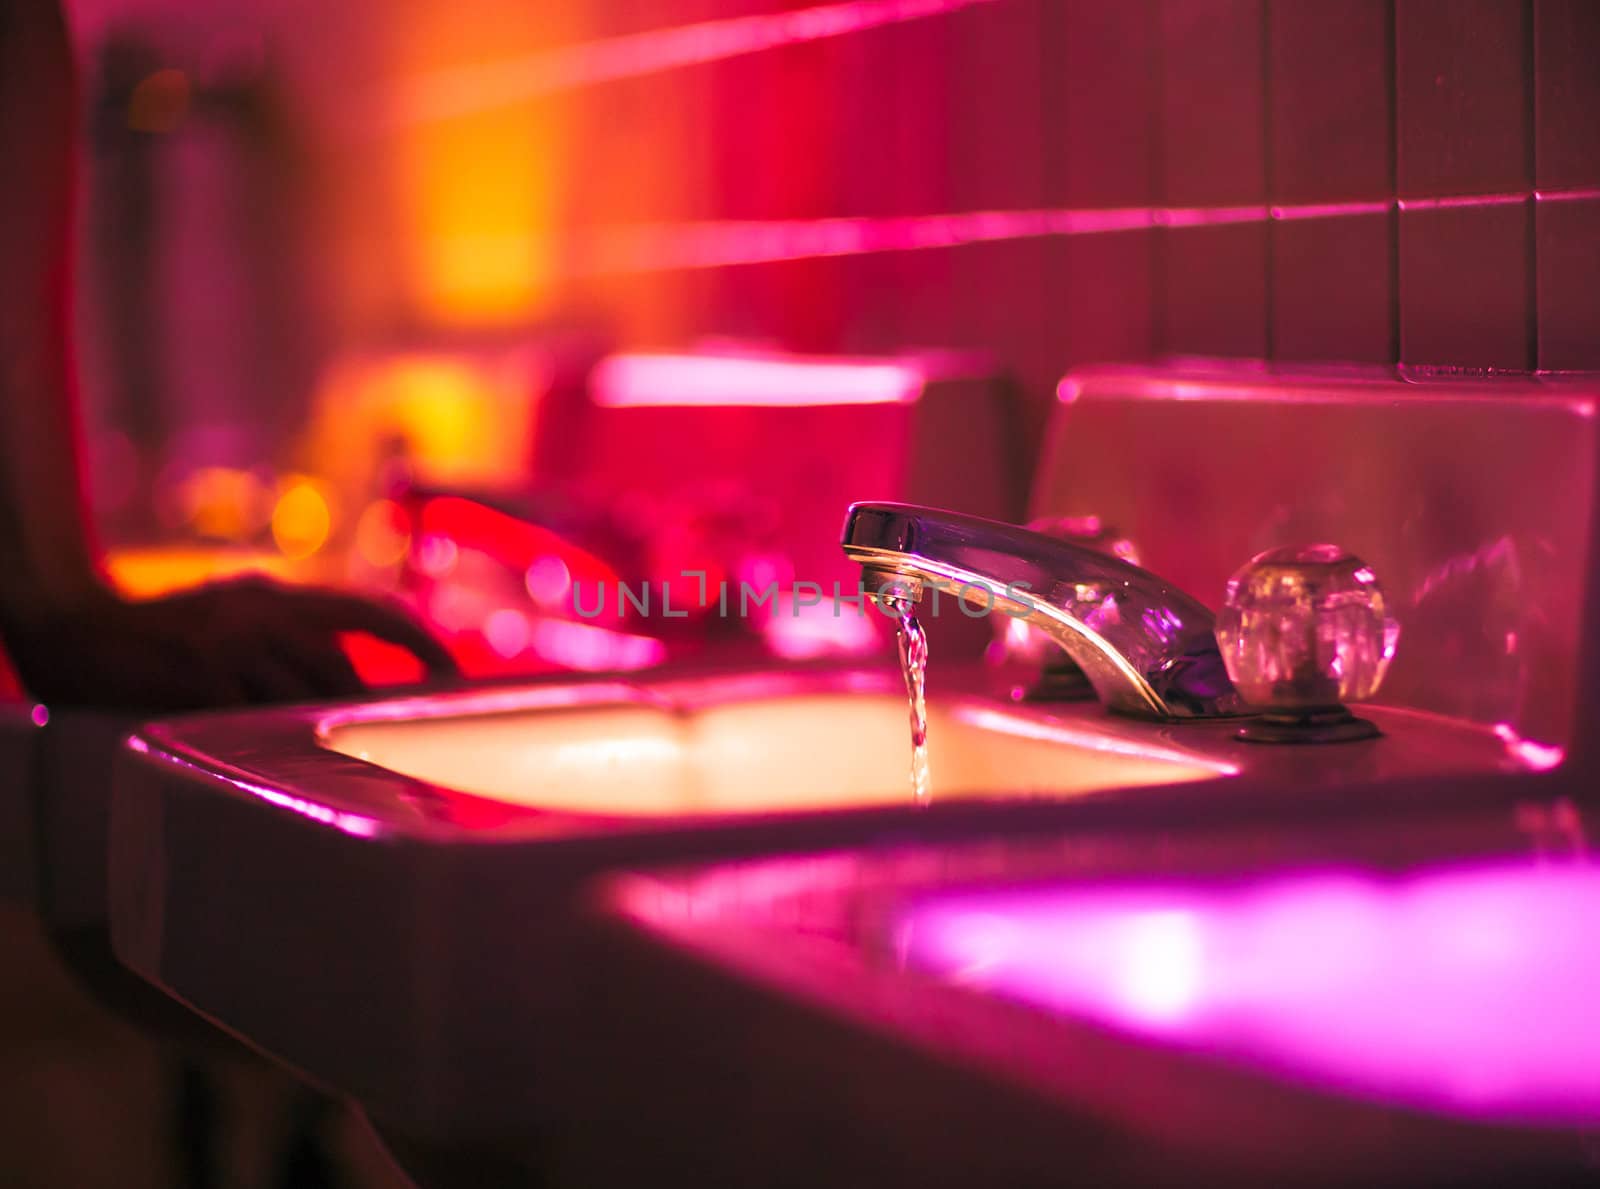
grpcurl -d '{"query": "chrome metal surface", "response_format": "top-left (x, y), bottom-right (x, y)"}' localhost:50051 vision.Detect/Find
top-left (989, 516), bottom-right (1140, 702)
top-left (841, 502), bottom-right (1245, 719)
top-left (1034, 365), bottom-right (1600, 763)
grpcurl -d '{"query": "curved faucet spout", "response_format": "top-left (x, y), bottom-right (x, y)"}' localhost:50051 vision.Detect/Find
top-left (841, 502), bottom-right (1243, 720)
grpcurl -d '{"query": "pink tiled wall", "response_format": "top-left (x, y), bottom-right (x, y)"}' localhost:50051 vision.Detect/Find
top-left (560, 1), bottom-right (1599, 418)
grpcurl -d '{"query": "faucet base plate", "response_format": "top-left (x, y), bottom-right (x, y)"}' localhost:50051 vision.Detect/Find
top-left (1237, 708), bottom-right (1381, 745)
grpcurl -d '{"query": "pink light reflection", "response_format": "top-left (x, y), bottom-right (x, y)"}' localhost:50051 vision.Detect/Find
top-left (1270, 200), bottom-right (1391, 222)
top-left (125, 736), bottom-right (382, 839)
top-left (591, 352), bottom-right (924, 408)
top-left (392, 0), bottom-right (998, 126)
top-left (234, 779), bottom-right (383, 838)
top-left (576, 186), bottom-right (1600, 277)
top-left (1493, 723), bottom-right (1566, 772)
top-left (950, 705), bottom-right (1239, 775)
top-left (527, 618), bottom-right (667, 672)
top-left (901, 861), bottom-right (1600, 1123)
top-left (1398, 193), bottom-right (1527, 212)
top-left (1538, 186), bottom-right (1600, 205)
top-left (315, 681), bottom-right (642, 732)
top-left (760, 591), bottom-right (882, 660)
top-left (1157, 204), bottom-right (1267, 229)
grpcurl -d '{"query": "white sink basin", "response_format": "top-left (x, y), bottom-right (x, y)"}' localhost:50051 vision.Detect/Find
top-left (321, 687), bottom-right (1228, 817)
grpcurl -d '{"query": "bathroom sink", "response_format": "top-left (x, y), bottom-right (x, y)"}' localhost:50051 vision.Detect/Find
top-left (601, 799), bottom-right (1600, 1187)
top-left (103, 362), bottom-right (1600, 1185)
top-left (319, 681), bottom-right (1230, 817)
top-left (107, 659), bottom-right (1532, 1179)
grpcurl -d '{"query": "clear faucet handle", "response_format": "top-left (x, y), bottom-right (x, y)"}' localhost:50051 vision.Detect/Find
top-left (1216, 545), bottom-right (1398, 741)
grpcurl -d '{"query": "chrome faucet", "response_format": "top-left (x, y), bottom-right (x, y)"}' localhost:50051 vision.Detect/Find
top-left (841, 502), bottom-right (1246, 720)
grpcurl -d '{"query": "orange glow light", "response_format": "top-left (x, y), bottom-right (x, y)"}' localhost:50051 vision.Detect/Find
top-left (386, 2), bottom-right (582, 324)
top-left (355, 499), bottom-right (413, 569)
top-left (107, 547), bottom-right (300, 600)
top-left (178, 466), bottom-right (269, 541)
top-left (272, 480), bottom-right (333, 560)
top-left (303, 351), bottom-right (542, 493)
